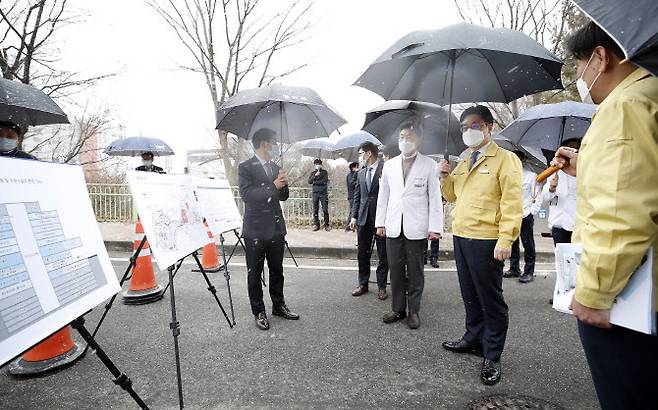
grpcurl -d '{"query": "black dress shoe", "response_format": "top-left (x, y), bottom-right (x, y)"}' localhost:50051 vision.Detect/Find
top-left (382, 311), bottom-right (406, 324)
top-left (254, 312), bottom-right (270, 330)
top-left (430, 259), bottom-right (440, 268)
top-left (406, 312), bottom-right (420, 329)
top-left (481, 359), bottom-right (502, 385)
top-left (519, 273), bottom-right (534, 283)
top-left (442, 339), bottom-right (483, 357)
top-left (503, 269), bottom-right (521, 278)
top-left (312, 225), bottom-right (320, 232)
top-left (272, 304), bottom-right (300, 320)
top-left (352, 286), bottom-right (368, 296)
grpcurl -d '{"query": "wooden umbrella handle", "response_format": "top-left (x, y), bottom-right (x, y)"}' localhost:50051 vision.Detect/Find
top-left (536, 165), bottom-right (559, 183)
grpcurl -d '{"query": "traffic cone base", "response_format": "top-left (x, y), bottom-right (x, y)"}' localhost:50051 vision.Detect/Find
top-left (122, 284), bottom-right (164, 305)
top-left (192, 222), bottom-right (224, 273)
top-left (8, 327), bottom-right (85, 377)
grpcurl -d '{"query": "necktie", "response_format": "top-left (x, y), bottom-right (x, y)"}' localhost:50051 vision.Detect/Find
top-left (366, 166), bottom-right (372, 191)
top-left (470, 151), bottom-right (480, 170)
top-left (265, 162), bottom-right (273, 179)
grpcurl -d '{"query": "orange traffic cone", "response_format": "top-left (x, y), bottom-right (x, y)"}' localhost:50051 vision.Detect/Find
top-left (8, 326), bottom-right (84, 376)
top-left (194, 221), bottom-right (224, 273)
top-left (122, 220), bottom-right (164, 305)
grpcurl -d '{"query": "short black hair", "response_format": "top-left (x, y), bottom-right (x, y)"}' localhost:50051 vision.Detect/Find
top-left (141, 151), bottom-right (154, 159)
top-left (358, 141), bottom-right (379, 157)
top-left (349, 162), bottom-right (359, 169)
top-left (252, 128), bottom-right (276, 149)
top-left (383, 143), bottom-right (400, 158)
top-left (313, 158), bottom-right (323, 165)
top-left (562, 138), bottom-right (582, 150)
top-left (459, 105), bottom-right (494, 125)
top-left (566, 21), bottom-right (624, 61)
top-left (0, 121), bottom-right (21, 135)
top-left (399, 119), bottom-right (422, 136)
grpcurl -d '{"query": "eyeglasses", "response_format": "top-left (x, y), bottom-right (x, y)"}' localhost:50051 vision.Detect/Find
top-left (460, 122), bottom-right (484, 133)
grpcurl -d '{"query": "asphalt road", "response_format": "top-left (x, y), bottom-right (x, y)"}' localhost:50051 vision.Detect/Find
top-left (0, 254), bottom-right (599, 409)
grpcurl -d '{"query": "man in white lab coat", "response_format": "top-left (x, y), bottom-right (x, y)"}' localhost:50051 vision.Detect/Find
top-left (375, 121), bottom-right (443, 329)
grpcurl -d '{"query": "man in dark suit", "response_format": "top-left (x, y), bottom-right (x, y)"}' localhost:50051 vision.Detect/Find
top-left (135, 151), bottom-right (166, 173)
top-left (345, 162), bottom-right (359, 231)
top-left (308, 158), bottom-right (330, 231)
top-left (349, 142), bottom-right (388, 300)
top-left (238, 128), bottom-right (299, 330)
top-left (0, 121), bottom-right (36, 160)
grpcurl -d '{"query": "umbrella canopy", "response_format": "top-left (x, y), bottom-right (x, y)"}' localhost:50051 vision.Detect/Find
top-left (362, 100), bottom-right (464, 156)
top-left (493, 137), bottom-right (547, 174)
top-left (332, 131), bottom-right (382, 162)
top-left (354, 22), bottom-right (563, 105)
top-left (104, 136), bottom-right (175, 157)
top-left (0, 78), bottom-right (68, 126)
top-left (499, 101), bottom-right (596, 152)
top-left (215, 84), bottom-right (347, 146)
top-left (296, 137), bottom-right (337, 160)
top-left (574, 0), bottom-right (658, 78)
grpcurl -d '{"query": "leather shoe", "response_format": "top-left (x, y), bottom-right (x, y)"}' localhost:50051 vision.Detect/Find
top-left (272, 304), bottom-right (299, 320)
top-left (378, 288), bottom-right (388, 300)
top-left (254, 312), bottom-right (270, 330)
top-left (312, 225), bottom-right (320, 232)
top-left (382, 311), bottom-right (406, 324)
top-left (324, 225), bottom-right (332, 232)
top-left (519, 273), bottom-right (534, 283)
top-left (406, 312), bottom-right (420, 329)
top-left (503, 269), bottom-right (521, 278)
top-left (430, 259), bottom-right (440, 268)
top-left (442, 339), bottom-right (483, 357)
top-left (480, 359), bottom-right (502, 385)
top-left (352, 286), bottom-right (368, 296)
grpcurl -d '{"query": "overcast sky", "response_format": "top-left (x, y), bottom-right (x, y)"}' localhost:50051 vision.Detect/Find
top-left (55, 0), bottom-right (463, 171)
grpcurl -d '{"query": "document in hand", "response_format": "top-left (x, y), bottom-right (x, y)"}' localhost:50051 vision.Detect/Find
top-left (553, 243), bottom-right (655, 335)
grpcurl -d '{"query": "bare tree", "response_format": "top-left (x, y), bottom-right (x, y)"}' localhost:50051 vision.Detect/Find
top-left (452, 0), bottom-right (576, 127)
top-left (149, 0), bottom-right (315, 184)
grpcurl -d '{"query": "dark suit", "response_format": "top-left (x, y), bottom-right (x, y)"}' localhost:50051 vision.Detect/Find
top-left (308, 169), bottom-right (329, 227)
top-left (345, 170), bottom-right (358, 228)
top-left (135, 165), bottom-right (166, 174)
top-left (238, 156), bottom-right (290, 315)
top-left (351, 161), bottom-right (388, 289)
top-left (0, 149), bottom-right (37, 160)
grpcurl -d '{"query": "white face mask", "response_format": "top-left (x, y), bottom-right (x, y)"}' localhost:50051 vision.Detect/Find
top-left (358, 155), bottom-right (366, 167)
top-left (576, 53), bottom-right (602, 104)
top-left (267, 142), bottom-right (280, 158)
top-left (398, 140), bottom-right (416, 155)
top-left (315, 165), bottom-right (321, 170)
top-left (462, 128), bottom-right (485, 148)
top-left (142, 159), bottom-right (153, 168)
top-left (0, 137), bottom-right (17, 152)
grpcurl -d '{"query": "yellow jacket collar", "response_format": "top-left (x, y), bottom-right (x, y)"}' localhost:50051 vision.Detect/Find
top-left (600, 67), bottom-right (652, 108)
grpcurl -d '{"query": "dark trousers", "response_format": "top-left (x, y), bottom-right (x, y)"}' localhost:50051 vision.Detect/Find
top-left (312, 192), bottom-right (329, 227)
top-left (244, 235), bottom-right (286, 315)
top-left (578, 317), bottom-right (658, 410)
top-left (346, 198), bottom-right (354, 228)
top-left (454, 236), bottom-right (509, 362)
top-left (430, 239), bottom-right (439, 260)
top-left (551, 227), bottom-right (572, 245)
top-left (356, 225), bottom-right (388, 289)
top-left (387, 234), bottom-right (425, 313)
top-left (510, 214), bottom-right (535, 275)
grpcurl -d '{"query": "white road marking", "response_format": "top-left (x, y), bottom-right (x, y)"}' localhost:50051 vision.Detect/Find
top-left (109, 257), bottom-right (555, 275)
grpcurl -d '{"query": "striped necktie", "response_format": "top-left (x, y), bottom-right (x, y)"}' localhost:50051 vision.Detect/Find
top-left (470, 151), bottom-right (480, 170)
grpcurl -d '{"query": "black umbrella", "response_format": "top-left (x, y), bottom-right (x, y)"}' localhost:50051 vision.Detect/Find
top-left (493, 137), bottom-right (547, 175)
top-left (0, 78), bottom-right (69, 126)
top-left (362, 100), bottom-right (464, 156)
top-left (574, 0), bottom-right (658, 78)
top-left (499, 101), bottom-right (596, 152)
top-left (354, 22), bottom-right (563, 158)
top-left (216, 84), bottom-right (346, 161)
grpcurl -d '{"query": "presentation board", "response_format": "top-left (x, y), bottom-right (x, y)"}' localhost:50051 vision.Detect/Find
top-left (0, 157), bottom-right (120, 366)
top-left (192, 177), bottom-right (243, 236)
top-left (127, 172), bottom-right (209, 270)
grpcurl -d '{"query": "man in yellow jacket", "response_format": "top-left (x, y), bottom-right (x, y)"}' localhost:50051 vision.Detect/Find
top-left (552, 22), bottom-right (658, 409)
top-left (439, 105), bottom-right (523, 386)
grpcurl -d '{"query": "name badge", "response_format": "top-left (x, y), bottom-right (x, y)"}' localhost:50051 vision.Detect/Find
top-left (413, 177), bottom-right (426, 187)
top-left (478, 168), bottom-right (490, 174)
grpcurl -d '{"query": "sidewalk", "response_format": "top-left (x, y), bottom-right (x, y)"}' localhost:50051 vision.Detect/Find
top-left (100, 222), bottom-right (557, 261)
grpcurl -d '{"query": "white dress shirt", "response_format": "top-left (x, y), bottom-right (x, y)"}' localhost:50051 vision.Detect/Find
top-left (522, 168), bottom-right (541, 218)
top-left (540, 170), bottom-right (577, 231)
top-left (366, 160), bottom-right (379, 187)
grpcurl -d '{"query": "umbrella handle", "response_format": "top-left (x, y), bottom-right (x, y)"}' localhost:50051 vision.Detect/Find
top-left (536, 165), bottom-right (559, 183)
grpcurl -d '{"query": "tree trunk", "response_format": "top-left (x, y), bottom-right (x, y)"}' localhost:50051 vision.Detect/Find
top-left (217, 129), bottom-right (237, 185)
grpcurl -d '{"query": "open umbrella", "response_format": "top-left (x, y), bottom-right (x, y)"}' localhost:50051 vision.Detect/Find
top-left (0, 78), bottom-right (68, 126)
top-left (104, 136), bottom-right (175, 157)
top-left (216, 84), bottom-right (346, 162)
top-left (354, 22), bottom-right (563, 158)
top-left (493, 137), bottom-right (547, 175)
top-left (499, 101), bottom-right (596, 152)
top-left (296, 137), bottom-right (337, 160)
top-left (332, 131), bottom-right (382, 162)
top-left (574, 0), bottom-right (658, 78)
top-left (362, 100), bottom-right (463, 156)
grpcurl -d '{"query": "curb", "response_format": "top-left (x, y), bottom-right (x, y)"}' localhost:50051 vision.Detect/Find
top-left (103, 241), bottom-right (557, 262)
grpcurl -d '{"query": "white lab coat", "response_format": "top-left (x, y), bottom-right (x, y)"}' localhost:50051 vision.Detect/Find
top-left (375, 153), bottom-right (443, 239)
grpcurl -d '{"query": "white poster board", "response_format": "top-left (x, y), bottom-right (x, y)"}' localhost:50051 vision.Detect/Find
top-left (127, 172), bottom-right (209, 270)
top-left (192, 177), bottom-right (242, 236)
top-left (0, 158), bottom-right (120, 366)
top-left (553, 243), bottom-right (655, 335)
